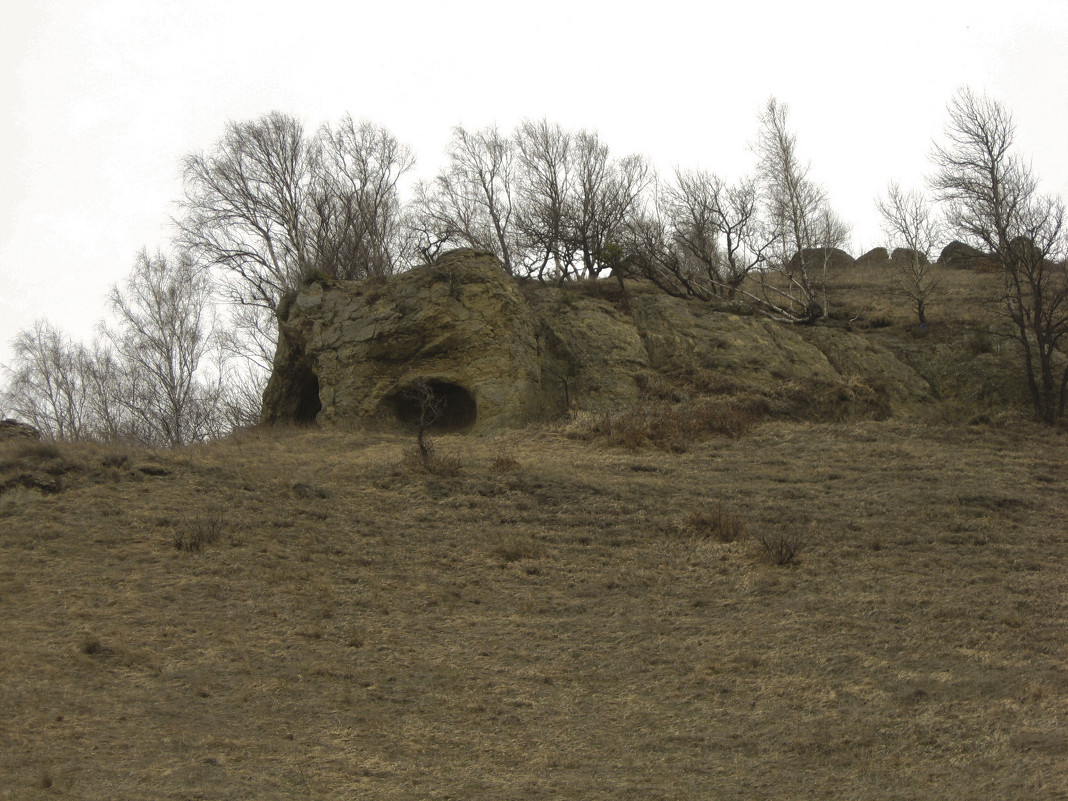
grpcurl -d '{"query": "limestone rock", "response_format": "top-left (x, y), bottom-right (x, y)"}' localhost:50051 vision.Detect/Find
top-left (891, 248), bottom-right (930, 266)
top-left (262, 249), bottom-right (933, 432)
top-left (0, 419), bottom-right (41, 441)
top-left (264, 249), bottom-right (549, 432)
top-left (855, 248), bottom-right (890, 269)
top-left (788, 247), bottom-right (856, 273)
top-left (939, 241), bottom-right (998, 271)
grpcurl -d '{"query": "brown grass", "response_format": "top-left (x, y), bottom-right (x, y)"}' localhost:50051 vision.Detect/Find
top-left (1, 419), bottom-right (1065, 799)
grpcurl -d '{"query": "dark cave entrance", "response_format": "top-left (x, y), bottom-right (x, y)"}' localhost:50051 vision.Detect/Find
top-left (386, 379), bottom-right (477, 432)
top-left (292, 368), bottom-right (322, 423)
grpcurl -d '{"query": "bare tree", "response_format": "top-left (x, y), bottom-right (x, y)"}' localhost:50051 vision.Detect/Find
top-left (178, 112), bottom-right (414, 362)
top-left (313, 115), bottom-right (415, 279)
top-left (567, 132), bottom-right (651, 277)
top-left (402, 378), bottom-right (445, 471)
top-left (514, 118), bottom-right (575, 280)
top-left (411, 120), bottom-right (650, 281)
top-left (2, 321), bottom-right (97, 440)
top-left (930, 88), bottom-right (1068, 423)
top-left (410, 125), bottom-right (519, 270)
top-left (179, 112), bottom-right (315, 314)
top-left (105, 249), bottom-right (224, 446)
top-left (78, 340), bottom-right (128, 442)
top-left (755, 97), bottom-right (850, 322)
top-left (615, 197), bottom-right (693, 295)
top-left (661, 169), bottom-right (771, 298)
top-left (877, 182), bottom-right (943, 325)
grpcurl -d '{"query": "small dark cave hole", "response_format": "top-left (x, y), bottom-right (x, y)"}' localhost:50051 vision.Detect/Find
top-left (388, 380), bottom-right (477, 432)
top-left (293, 370), bottom-right (322, 423)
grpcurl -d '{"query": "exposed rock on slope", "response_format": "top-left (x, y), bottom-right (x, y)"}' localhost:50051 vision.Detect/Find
top-left (855, 247), bottom-right (890, 269)
top-left (0, 419), bottom-right (41, 441)
top-left (262, 249), bottom-right (932, 432)
top-left (939, 241), bottom-right (998, 271)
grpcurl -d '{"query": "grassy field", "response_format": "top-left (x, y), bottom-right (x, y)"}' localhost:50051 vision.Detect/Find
top-left (1, 412), bottom-right (1065, 799)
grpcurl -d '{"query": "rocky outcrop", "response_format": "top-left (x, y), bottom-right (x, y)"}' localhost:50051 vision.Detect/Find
top-left (855, 247), bottom-right (890, 269)
top-left (891, 248), bottom-right (930, 266)
top-left (262, 249), bottom-right (933, 432)
top-left (0, 419), bottom-right (41, 442)
top-left (788, 247), bottom-right (856, 273)
top-left (939, 241), bottom-right (998, 271)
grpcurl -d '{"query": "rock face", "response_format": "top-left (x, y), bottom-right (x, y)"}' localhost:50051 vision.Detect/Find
top-left (262, 249), bottom-right (932, 432)
top-left (939, 241), bottom-right (998, 271)
top-left (855, 247), bottom-right (890, 269)
top-left (0, 419), bottom-right (41, 442)
top-left (891, 248), bottom-right (930, 266)
top-left (788, 247), bottom-right (856, 273)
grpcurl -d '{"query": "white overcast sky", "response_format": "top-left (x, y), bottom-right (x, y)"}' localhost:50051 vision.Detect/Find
top-left (2, 0), bottom-right (1067, 369)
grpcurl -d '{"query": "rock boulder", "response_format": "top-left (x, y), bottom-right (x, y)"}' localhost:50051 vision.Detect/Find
top-left (262, 249), bottom-right (932, 432)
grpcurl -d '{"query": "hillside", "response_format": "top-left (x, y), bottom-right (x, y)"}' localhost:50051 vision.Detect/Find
top-left (1, 413), bottom-right (1066, 799)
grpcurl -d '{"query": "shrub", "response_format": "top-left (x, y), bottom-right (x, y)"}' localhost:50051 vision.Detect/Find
top-left (686, 504), bottom-right (747, 542)
top-left (491, 452), bottom-right (521, 473)
top-left (756, 528), bottom-right (805, 566)
top-left (493, 533), bottom-right (543, 563)
top-left (173, 513), bottom-right (223, 552)
top-left (634, 370), bottom-right (685, 402)
top-left (965, 329), bottom-right (997, 355)
top-left (570, 399), bottom-right (757, 452)
top-left (100, 451), bottom-right (130, 469)
top-left (302, 267), bottom-right (335, 287)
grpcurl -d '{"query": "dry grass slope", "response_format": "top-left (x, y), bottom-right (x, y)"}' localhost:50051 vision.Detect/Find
top-left (1, 414), bottom-right (1066, 799)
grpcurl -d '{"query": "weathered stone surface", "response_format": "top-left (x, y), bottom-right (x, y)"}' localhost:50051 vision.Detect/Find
top-left (788, 247), bottom-right (856, 273)
top-left (939, 241), bottom-right (998, 271)
top-left (891, 248), bottom-right (930, 266)
top-left (262, 249), bottom-right (933, 432)
top-left (856, 247), bottom-right (891, 269)
top-left (264, 250), bottom-right (551, 432)
top-left (0, 419), bottom-right (41, 441)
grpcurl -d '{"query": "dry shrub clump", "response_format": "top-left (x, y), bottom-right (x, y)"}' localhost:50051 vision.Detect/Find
top-left (490, 451), bottom-right (522, 473)
top-left (685, 504), bottom-right (747, 542)
top-left (492, 532), bottom-right (544, 563)
top-left (172, 512), bottom-right (224, 552)
top-left (571, 400), bottom-right (758, 452)
top-left (756, 527), bottom-right (806, 565)
top-left (773, 376), bottom-right (891, 422)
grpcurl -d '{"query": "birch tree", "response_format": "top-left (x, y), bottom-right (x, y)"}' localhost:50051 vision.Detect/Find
top-left (930, 88), bottom-right (1068, 422)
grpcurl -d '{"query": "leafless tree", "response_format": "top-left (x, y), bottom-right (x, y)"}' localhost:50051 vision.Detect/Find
top-left (930, 88), bottom-right (1068, 422)
top-left (614, 197), bottom-right (692, 294)
top-left (104, 249), bottom-right (225, 446)
top-left (409, 125), bottom-right (519, 270)
top-left (179, 112), bottom-right (314, 314)
top-left (755, 97), bottom-right (850, 322)
top-left (660, 169), bottom-right (772, 298)
top-left (313, 115), bottom-right (415, 279)
top-left (178, 112), bottom-right (414, 361)
top-left (2, 321), bottom-right (97, 440)
top-left (402, 378), bottom-right (445, 471)
top-left (567, 131), bottom-right (651, 277)
top-left (877, 182), bottom-right (943, 326)
top-left (411, 120), bottom-right (651, 282)
top-left (514, 118), bottom-right (575, 280)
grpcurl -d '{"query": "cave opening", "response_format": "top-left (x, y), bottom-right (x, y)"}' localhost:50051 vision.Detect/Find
top-left (387, 379), bottom-right (477, 432)
top-left (293, 369), bottom-right (322, 423)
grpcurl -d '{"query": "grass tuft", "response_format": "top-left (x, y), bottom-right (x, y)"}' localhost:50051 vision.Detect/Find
top-left (172, 513), bottom-right (223, 552)
top-left (401, 443), bottom-right (464, 476)
top-left (685, 504), bottom-right (747, 542)
top-left (756, 528), bottom-right (805, 566)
